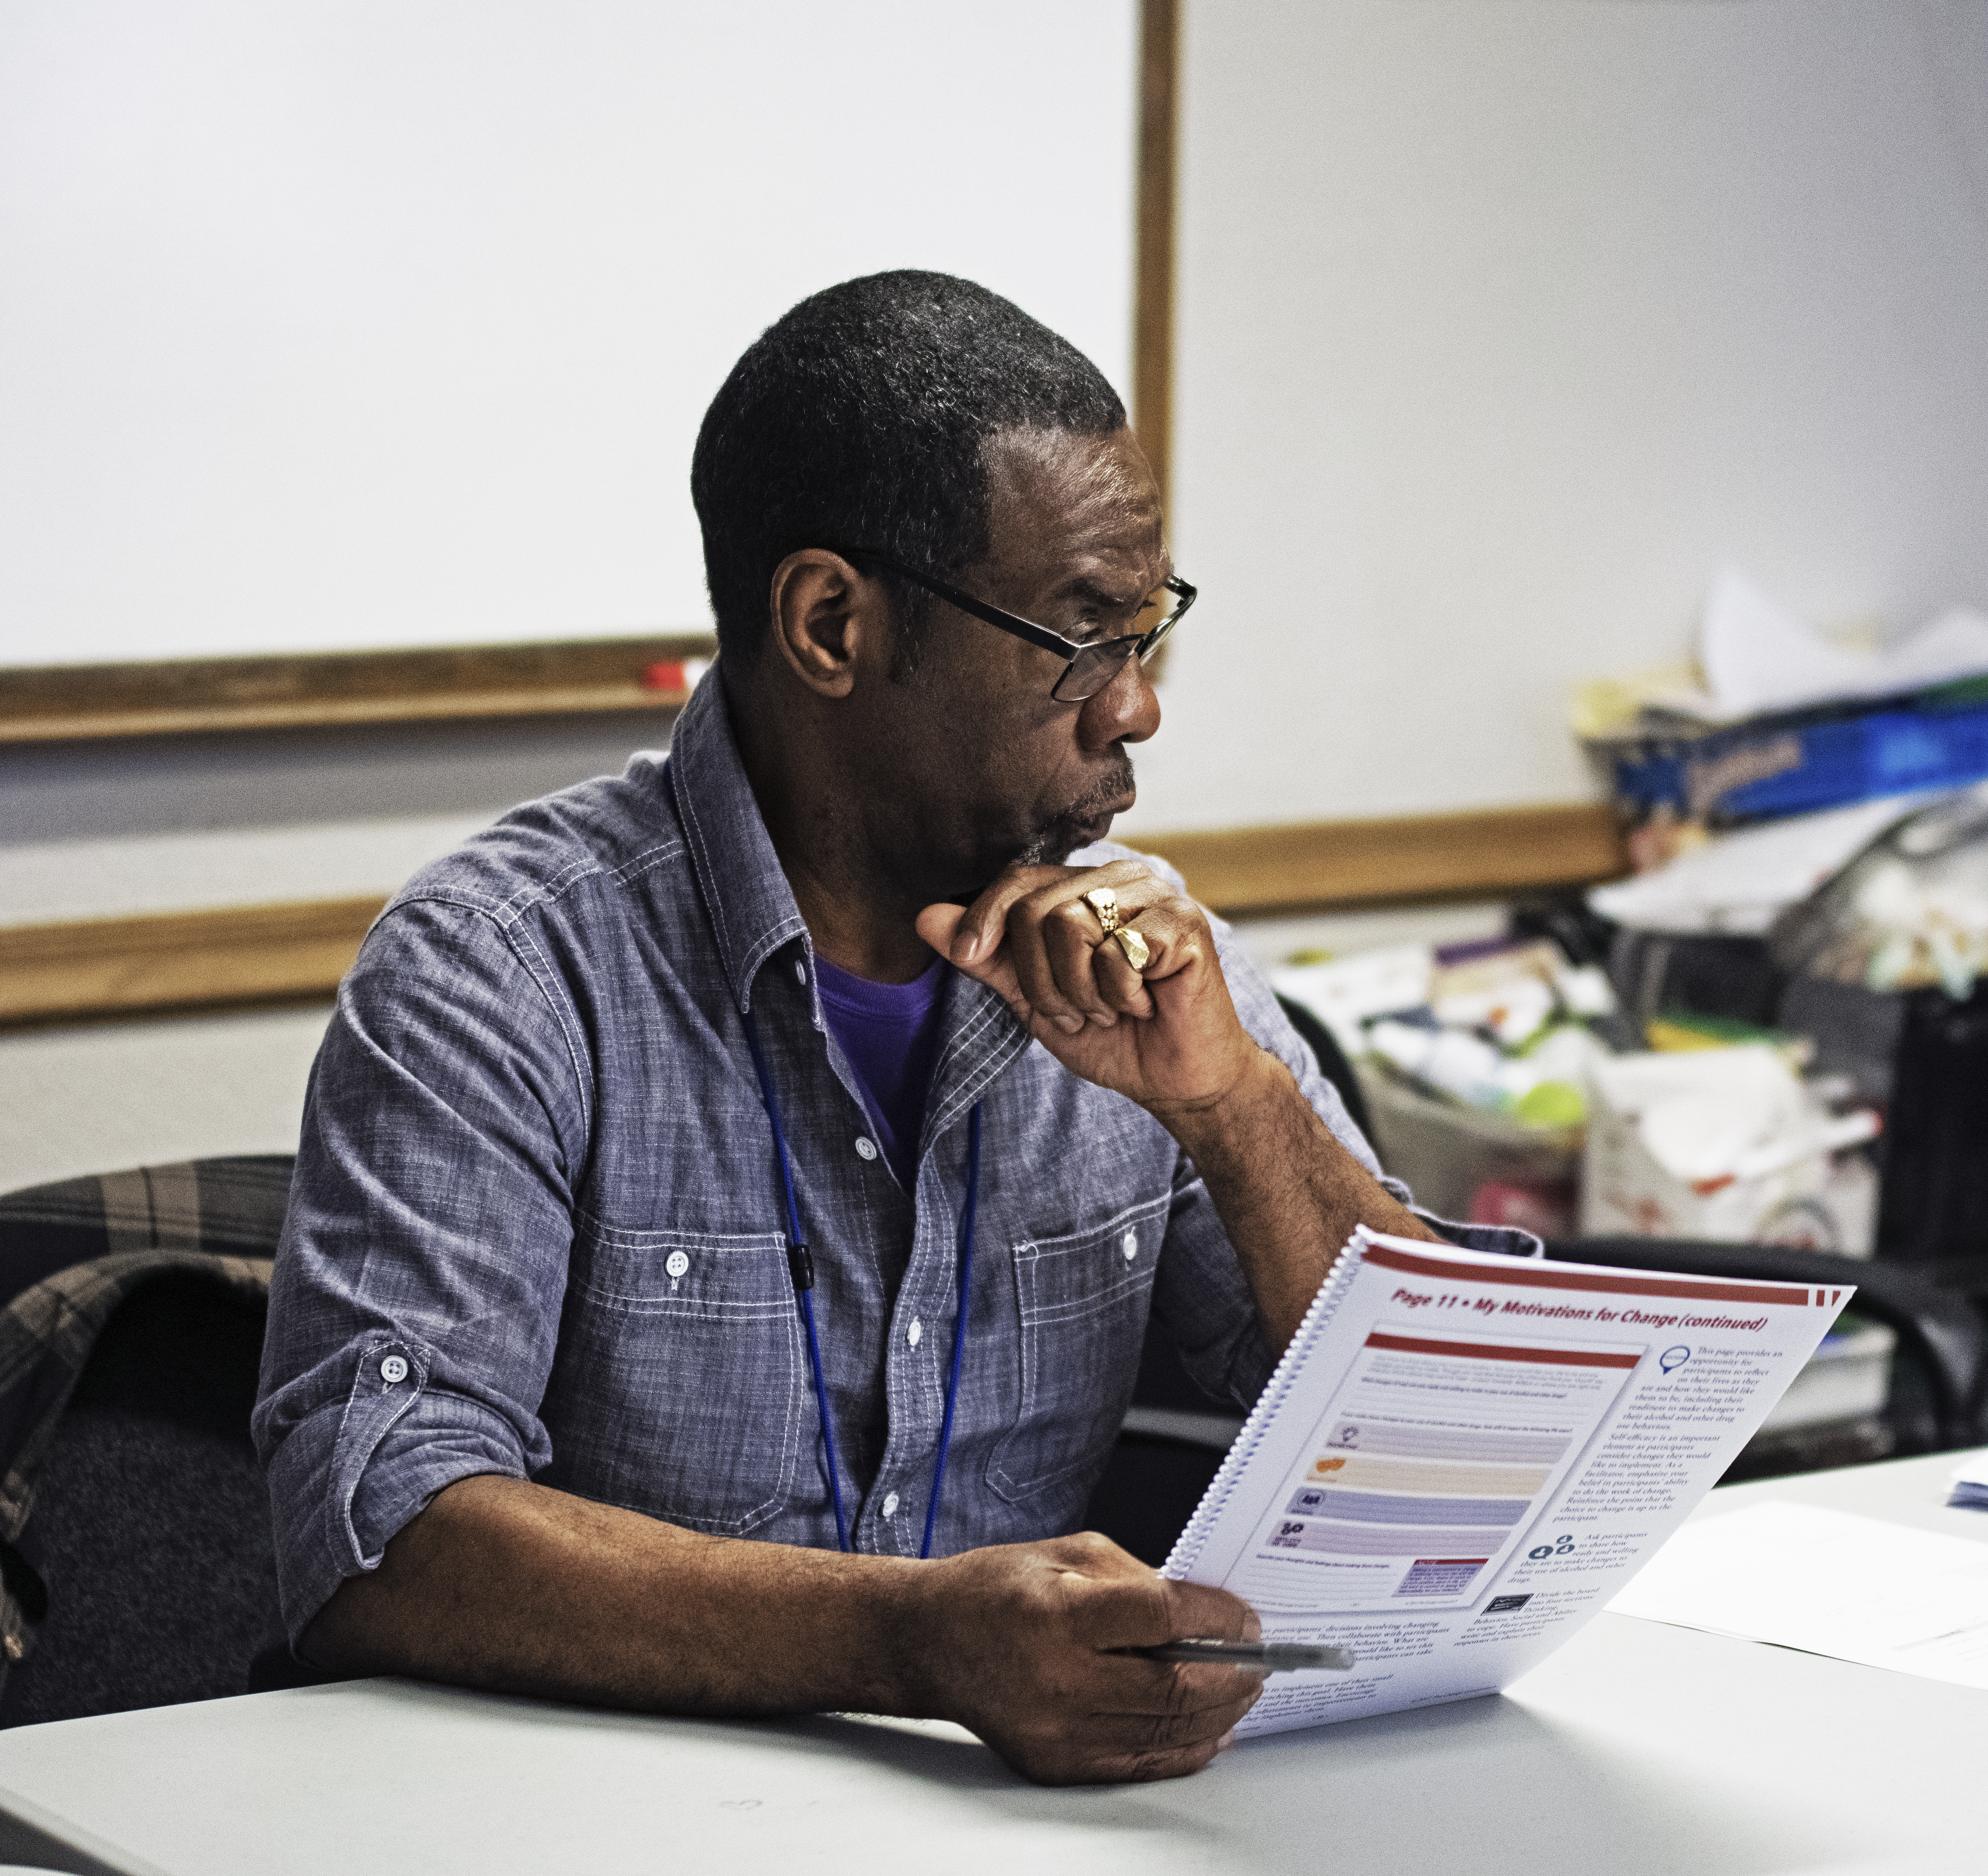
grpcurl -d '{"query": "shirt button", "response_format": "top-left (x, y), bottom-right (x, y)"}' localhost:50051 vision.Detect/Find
top-left (1122, 1230), bottom-right (1139, 1262)
top-left (881, 1491), bottom-right (900, 1518)
top-left (795, 960), bottom-right (808, 985)
top-left (665, 1251), bottom-right (690, 1279)
top-left (380, 1355), bottom-right (409, 1385)
top-left (907, 1318), bottom-right (923, 1346)
top-left (855, 1137), bottom-right (879, 1161)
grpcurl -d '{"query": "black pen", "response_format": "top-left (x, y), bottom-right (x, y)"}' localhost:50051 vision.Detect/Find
top-left (1131, 1638), bottom-right (1355, 1672)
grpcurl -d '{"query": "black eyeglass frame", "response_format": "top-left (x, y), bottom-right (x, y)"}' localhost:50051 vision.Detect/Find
top-left (838, 548), bottom-right (1197, 702)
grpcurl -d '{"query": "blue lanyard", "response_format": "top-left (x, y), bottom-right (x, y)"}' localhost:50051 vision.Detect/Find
top-left (740, 1005), bottom-right (982, 1560)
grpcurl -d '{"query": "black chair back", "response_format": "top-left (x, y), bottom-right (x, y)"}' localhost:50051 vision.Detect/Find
top-left (1548, 1236), bottom-right (1986, 1451)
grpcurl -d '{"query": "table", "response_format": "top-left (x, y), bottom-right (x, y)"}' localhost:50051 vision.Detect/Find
top-left (0, 1450), bottom-right (1982, 1876)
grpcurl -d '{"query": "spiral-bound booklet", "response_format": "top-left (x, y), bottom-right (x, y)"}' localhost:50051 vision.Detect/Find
top-left (1163, 1227), bottom-right (1851, 1736)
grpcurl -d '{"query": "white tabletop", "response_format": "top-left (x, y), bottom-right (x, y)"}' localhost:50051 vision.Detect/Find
top-left (2, 1450), bottom-right (1983, 1876)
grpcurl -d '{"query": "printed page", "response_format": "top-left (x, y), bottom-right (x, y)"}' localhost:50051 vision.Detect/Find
top-left (1166, 1231), bottom-right (1848, 1736)
top-left (1608, 1501), bottom-right (1988, 1690)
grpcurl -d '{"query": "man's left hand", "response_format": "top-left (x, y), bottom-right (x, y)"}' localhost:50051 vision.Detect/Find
top-left (916, 859), bottom-right (1258, 1117)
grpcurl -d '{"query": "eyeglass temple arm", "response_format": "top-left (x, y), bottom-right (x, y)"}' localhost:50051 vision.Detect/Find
top-left (840, 550), bottom-right (1077, 660)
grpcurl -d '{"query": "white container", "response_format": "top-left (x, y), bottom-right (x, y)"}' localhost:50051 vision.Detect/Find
top-left (1580, 1046), bottom-right (1878, 1248)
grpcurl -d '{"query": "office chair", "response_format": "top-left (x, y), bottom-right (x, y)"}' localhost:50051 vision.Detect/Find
top-left (1545, 1236), bottom-right (1986, 1457)
top-left (0, 1158), bottom-right (291, 1727)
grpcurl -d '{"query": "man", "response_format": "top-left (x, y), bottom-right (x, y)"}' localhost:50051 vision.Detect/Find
top-left (254, 271), bottom-right (1532, 1786)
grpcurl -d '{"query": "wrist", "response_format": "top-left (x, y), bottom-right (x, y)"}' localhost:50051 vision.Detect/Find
top-left (1142, 1044), bottom-right (1292, 1156)
top-left (855, 1552), bottom-right (954, 1720)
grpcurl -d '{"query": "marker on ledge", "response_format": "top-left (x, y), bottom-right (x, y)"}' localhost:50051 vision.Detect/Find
top-left (1132, 1638), bottom-right (1355, 1673)
top-left (639, 657), bottom-right (712, 694)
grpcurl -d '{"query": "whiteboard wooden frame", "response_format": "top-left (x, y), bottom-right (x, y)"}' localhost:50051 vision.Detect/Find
top-left (0, 6), bottom-right (1176, 743)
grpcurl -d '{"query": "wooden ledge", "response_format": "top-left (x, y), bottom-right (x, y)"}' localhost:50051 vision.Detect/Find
top-left (0, 802), bottom-right (1625, 1029)
top-left (0, 898), bottom-right (386, 1027)
top-left (1144, 801), bottom-right (1626, 917)
top-left (0, 635), bottom-right (715, 743)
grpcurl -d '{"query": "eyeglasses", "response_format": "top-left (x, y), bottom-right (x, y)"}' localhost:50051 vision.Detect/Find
top-left (841, 548), bottom-right (1197, 702)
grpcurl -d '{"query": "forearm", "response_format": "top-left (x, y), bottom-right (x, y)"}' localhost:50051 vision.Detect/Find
top-left (302, 1473), bottom-right (927, 1717)
top-left (1151, 1048), bottom-right (1443, 1353)
top-left (302, 1474), bottom-right (1265, 1785)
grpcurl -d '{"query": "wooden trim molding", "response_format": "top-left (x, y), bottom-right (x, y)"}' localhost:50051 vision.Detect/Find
top-left (0, 898), bottom-right (387, 1028)
top-left (1145, 802), bottom-right (1627, 918)
top-left (1134, 0), bottom-right (1179, 517)
top-left (0, 635), bottom-right (715, 744)
top-left (0, 802), bottom-right (1625, 1029)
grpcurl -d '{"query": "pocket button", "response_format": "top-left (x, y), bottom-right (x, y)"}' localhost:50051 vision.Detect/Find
top-left (380, 1354), bottom-right (409, 1385)
top-left (1121, 1230), bottom-right (1139, 1262)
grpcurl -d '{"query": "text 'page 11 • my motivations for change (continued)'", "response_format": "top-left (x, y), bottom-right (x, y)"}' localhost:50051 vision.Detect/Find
top-left (1164, 1229), bottom-right (1849, 1737)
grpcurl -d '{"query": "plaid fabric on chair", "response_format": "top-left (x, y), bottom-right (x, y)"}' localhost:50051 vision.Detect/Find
top-left (0, 1156), bottom-right (294, 1699)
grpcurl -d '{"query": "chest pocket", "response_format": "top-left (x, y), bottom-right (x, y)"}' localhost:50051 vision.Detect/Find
top-left (986, 1192), bottom-right (1172, 1508)
top-left (542, 1222), bottom-right (807, 1536)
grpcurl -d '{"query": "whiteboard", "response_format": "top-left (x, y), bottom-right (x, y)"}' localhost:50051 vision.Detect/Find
top-left (0, 1), bottom-right (1136, 667)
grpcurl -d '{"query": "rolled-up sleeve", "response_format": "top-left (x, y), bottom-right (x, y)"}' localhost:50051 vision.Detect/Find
top-left (252, 894), bottom-right (590, 1644)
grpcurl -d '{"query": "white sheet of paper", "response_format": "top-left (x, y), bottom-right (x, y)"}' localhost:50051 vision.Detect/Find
top-left (1586, 792), bottom-right (1935, 936)
top-left (1607, 1500), bottom-right (1988, 1690)
top-left (1700, 568), bottom-right (1988, 720)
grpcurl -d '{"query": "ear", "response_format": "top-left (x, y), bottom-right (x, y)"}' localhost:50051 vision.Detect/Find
top-left (766, 549), bottom-right (886, 699)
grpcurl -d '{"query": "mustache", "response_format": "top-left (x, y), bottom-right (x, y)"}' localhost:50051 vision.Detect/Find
top-left (1015, 754), bottom-right (1138, 867)
top-left (1059, 754), bottom-right (1137, 823)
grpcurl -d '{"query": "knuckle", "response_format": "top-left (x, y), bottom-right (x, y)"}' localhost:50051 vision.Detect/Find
top-left (1069, 1529), bottom-right (1125, 1569)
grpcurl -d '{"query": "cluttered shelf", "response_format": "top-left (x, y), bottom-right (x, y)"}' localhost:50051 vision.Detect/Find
top-left (1264, 569), bottom-right (1988, 1487)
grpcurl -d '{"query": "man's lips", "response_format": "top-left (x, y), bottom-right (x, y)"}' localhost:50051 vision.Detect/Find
top-left (1069, 794), bottom-right (1135, 839)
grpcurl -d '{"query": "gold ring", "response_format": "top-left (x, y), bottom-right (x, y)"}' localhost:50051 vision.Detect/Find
top-left (1113, 927), bottom-right (1151, 972)
top-left (1083, 887), bottom-right (1120, 936)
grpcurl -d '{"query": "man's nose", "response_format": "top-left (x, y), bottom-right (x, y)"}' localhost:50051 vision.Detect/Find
top-left (1077, 654), bottom-right (1161, 750)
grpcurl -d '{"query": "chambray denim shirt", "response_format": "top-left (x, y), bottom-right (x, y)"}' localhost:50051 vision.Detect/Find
top-left (254, 674), bottom-right (1536, 1642)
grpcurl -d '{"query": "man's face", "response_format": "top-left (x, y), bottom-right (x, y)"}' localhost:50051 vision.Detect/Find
top-left (852, 424), bottom-right (1169, 900)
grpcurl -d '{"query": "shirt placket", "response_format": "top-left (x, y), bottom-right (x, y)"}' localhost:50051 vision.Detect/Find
top-left (858, 980), bottom-right (1028, 1556)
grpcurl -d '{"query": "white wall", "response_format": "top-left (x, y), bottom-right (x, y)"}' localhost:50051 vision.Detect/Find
top-left (0, 1003), bottom-right (334, 1193)
top-left (0, 0), bottom-right (1135, 665)
top-left (1120, 0), bottom-right (1988, 838)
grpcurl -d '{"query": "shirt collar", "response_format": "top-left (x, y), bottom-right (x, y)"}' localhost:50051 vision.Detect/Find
top-left (665, 670), bottom-right (811, 1014)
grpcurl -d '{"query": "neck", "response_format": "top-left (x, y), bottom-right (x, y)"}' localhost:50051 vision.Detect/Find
top-left (725, 673), bottom-right (939, 984)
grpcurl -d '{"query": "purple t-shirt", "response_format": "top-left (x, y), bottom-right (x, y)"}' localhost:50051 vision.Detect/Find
top-left (812, 952), bottom-right (951, 1191)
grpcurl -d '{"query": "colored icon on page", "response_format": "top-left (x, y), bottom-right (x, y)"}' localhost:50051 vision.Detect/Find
top-left (1660, 1346), bottom-right (1692, 1374)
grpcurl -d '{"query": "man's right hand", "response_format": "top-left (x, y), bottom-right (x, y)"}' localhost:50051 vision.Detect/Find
top-left (900, 1530), bottom-right (1265, 1785)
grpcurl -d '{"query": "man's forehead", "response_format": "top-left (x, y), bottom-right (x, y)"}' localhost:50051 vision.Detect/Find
top-left (982, 426), bottom-right (1164, 586)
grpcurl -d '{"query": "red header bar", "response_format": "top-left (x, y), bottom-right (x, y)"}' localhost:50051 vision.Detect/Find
top-left (1365, 1243), bottom-right (1808, 1308)
top-left (1368, 1331), bottom-right (1642, 1369)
